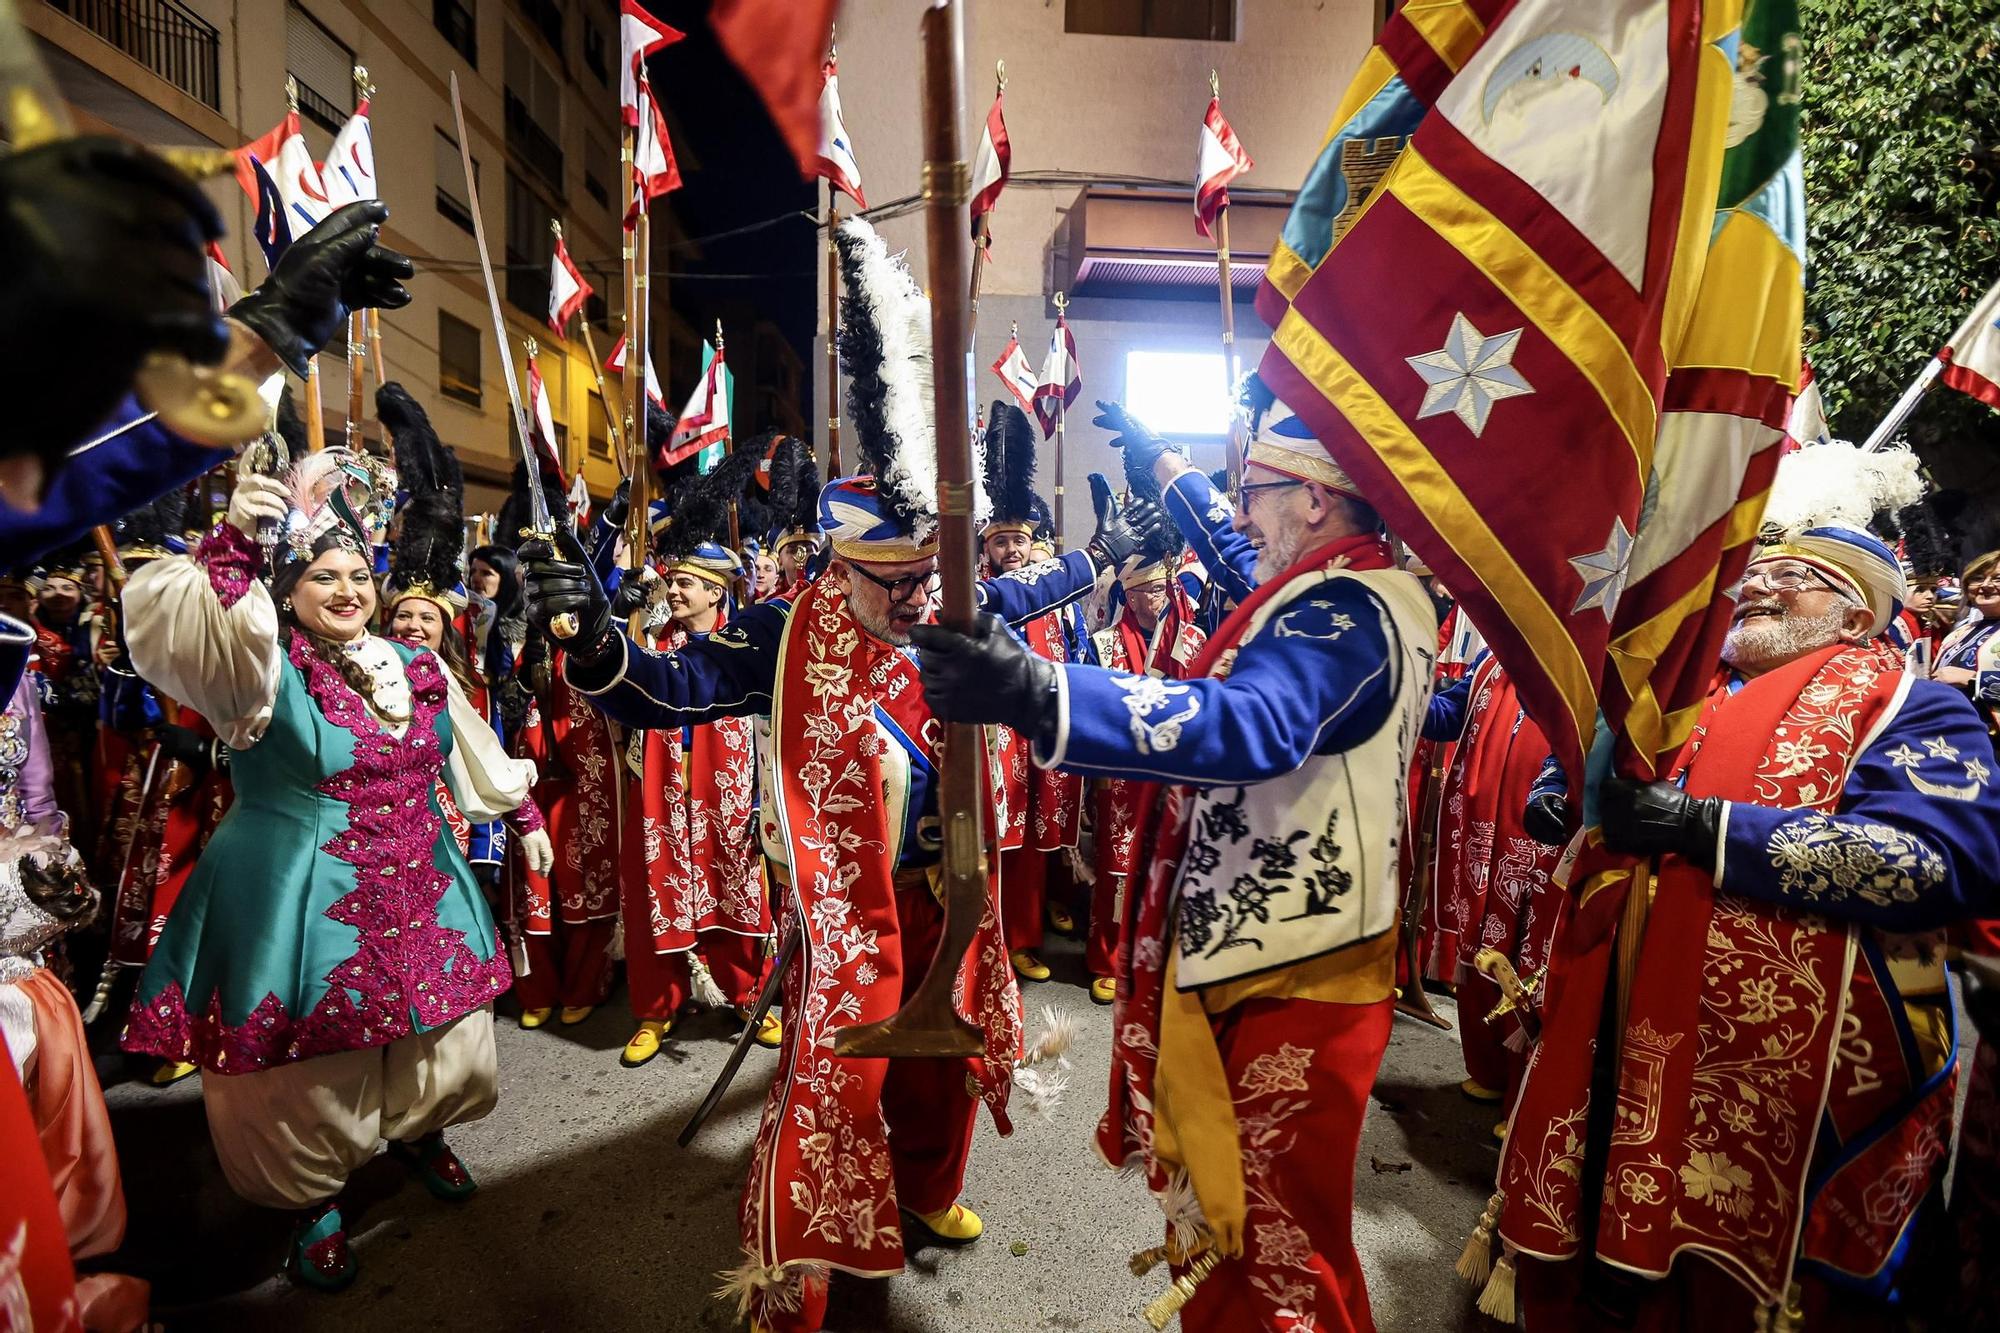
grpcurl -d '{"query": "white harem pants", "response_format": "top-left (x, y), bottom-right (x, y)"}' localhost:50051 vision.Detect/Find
top-left (200, 1008), bottom-right (497, 1209)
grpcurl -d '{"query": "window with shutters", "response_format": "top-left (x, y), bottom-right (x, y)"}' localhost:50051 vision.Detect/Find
top-left (582, 17), bottom-right (608, 83)
top-left (505, 170), bottom-right (556, 317)
top-left (436, 130), bottom-right (478, 233)
top-left (1064, 0), bottom-right (1233, 40)
top-left (504, 26), bottom-right (564, 190)
top-left (287, 5), bottom-right (356, 134)
top-left (439, 311), bottom-right (483, 407)
top-left (434, 0), bottom-right (476, 64)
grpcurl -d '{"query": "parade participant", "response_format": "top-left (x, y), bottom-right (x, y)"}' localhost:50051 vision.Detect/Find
top-left (2, 200), bottom-right (413, 562)
top-left (119, 449), bottom-right (553, 1292)
top-left (1933, 547), bottom-right (1999, 729)
top-left (1082, 534), bottom-right (1206, 1005)
top-left (916, 403), bottom-right (1437, 1333)
top-left (750, 550), bottom-right (779, 599)
top-left (981, 400), bottom-right (1083, 983)
top-left (521, 216), bottom-right (1162, 1333)
top-left (1475, 521), bottom-right (2000, 1328)
top-left (765, 435), bottom-right (825, 602)
top-left (1098, 400), bottom-right (1258, 606)
top-left (615, 455), bottom-right (773, 1066)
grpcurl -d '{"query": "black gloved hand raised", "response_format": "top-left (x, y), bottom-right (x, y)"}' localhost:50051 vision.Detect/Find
top-left (231, 201), bottom-right (414, 376)
top-left (1085, 474), bottom-right (1167, 573)
top-left (0, 136), bottom-right (228, 475)
top-left (600, 477), bottom-right (633, 532)
top-left (1093, 400), bottom-right (1184, 502)
top-left (154, 723), bottom-right (214, 774)
top-left (911, 612), bottom-right (1060, 741)
top-left (517, 525), bottom-right (615, 662)
top-left (1597, 777), bottom-right (1722, 868)
top-left (610, 574), bottom-right (649, 618)
top-left (1522, 792), bottom-right (1573, 847)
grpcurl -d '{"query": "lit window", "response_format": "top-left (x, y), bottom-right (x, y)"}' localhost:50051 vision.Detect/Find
top-left (1124, 349), bottom-right (1231, 439)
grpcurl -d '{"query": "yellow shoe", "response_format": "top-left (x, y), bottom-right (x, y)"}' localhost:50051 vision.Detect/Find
top-left (558, 1005), bottom-right (595, 1026)
top-left (620, 1019), bottom-right (670, 1067)
top-left (1460, 1077), bottom-right (1503, 1104)
top-left (1090, 976), bottom-right (1116, 1006)
top-left (735, 1007), bottom-right (783, 1049)
top-left (1047, 904), bottom-right (1077, 936)
top-left (151, 1060), bottom-right (198, 1086)
top-left (1492, 1121), bottom-right (1508, 1144)
top-left (1010, 950), bottom-right (1050, 982)
top-left (519, 1007), bottom-right (554, 1030)
top-left (908, 1201), bottom-right (984, 1247)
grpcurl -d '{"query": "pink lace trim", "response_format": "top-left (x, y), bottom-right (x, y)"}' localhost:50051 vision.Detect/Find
top-left (196, 523), bottom-right (260, 608)
top-left (122, 639), bottom-right (512, 1072)
top-left (510, 793), bottom-right (546, 835)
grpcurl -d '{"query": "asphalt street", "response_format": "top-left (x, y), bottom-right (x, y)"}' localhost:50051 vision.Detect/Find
top-left (99, 930), bottom-right (1496, 1331)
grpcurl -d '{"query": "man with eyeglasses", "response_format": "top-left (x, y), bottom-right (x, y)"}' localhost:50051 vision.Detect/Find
top-left (912, 405), bottom-right (1439, 1333)
top-left (518, 472), bottom-right (1162, 1332)
top-left (1491, 524), bottom-right (2000, 1329)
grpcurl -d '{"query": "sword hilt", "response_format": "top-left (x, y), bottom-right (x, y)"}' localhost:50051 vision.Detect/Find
top-left (522, 525), bottom-right (580, 639)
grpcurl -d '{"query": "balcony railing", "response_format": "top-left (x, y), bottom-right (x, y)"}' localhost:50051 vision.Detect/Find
top-left (47, 0), bottom-right (221, 110)
top-left (504, 91), bottom-right (563, 190)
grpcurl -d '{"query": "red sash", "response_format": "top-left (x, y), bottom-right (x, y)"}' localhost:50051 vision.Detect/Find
top-left (744, 578), bottom-right (1019, 1283)
top-left (1021, 611), bottom-right (1084, 852)
top-left (516, 660), bottom-right (620, 933)
top-left (621, 623), bottom-right (766, 953)
top-left (1096, 534), bottom-right (1393, 1184)
top-left (1499, 644), bottom-right (1942, 1302)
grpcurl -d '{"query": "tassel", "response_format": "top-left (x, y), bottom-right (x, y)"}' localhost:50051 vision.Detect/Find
top-left (1142, 1250), bottom-right (1220, 1330)
top-left (688, 954), bottom-right (729, 1008)
top-left (79, 964), bottom-right (117, 1025)
top-left (1502, 1022), bottom-right (1530, 1054)
top-left (1476, 1248), bottom-right (1518, 1324)
top-left (608, 915), bottom-right (626, 962)
top-left (1456, 1190), bottom-right (1503, 1287)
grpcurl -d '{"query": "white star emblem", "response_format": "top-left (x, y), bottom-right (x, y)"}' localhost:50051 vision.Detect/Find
top-left (1406, 313), bottom-right (1535, 437)
top-left (1569, 517), bottom-right (1635, 620)
top-left (1884, 743), bottom-right (1924, 770)
top-left (1966, 756), bottom-right (1990, 784)
top-left (1923, 735), bottom-right (1960, 761)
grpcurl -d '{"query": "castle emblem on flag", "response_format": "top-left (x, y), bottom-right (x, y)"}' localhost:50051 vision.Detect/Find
top-left (1332, 136), bottom-right (1405, 244)
top-left (1406, 313), bottom-right (1533, 437)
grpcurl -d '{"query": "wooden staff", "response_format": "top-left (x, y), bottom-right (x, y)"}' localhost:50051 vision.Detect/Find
top-left (623, 121), bottom-right (653, 574)
top-left (717, 319), bottom-right (741, 551)
top-left (1052, 291), bottom-right (1069, 551)
top-left (367, 308), bottom-right (386, 389)
top-left (342, 66), bottom-right (374, 453)
top-left (1210, 70), bottom-right (1244, 494)
top-left (833, 0), bottom-right (983, 1060)
top-left (826, 183), bottom-right (842, 474)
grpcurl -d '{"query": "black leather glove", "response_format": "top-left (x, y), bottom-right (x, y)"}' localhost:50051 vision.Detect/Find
top-left (911, 612), bottom-right (1059, 740)
top-left (1523, 792), bottom-right (1573, 847)
top-left (1093, 400), bottom-right (1184, 501)
top-left (518, 526), bottom-right (615, 662)
top-left (1096, 488), bottom-right (1168, 572)
top-left (1597, 777), bottom-right (1722, 868)
top-left (154, 723), bottom-right (214, 775)
top-left (610, 574), bottom-right (649, 618)
top-left (600, 477), bottom-right (633, 533)
top-left (0, 136), bottom-right (228, 476)
top-left (230, 201), bottom-right (414, 375)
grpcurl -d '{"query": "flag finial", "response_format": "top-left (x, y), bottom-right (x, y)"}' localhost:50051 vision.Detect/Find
top-left (996, 59), bottom-right (1007, 92)
top-left (1209, 68), bottom-right (1220, 99)
top-left (715, 318), bottom-right (726, 352)
top-left (352, 64), bottom-right (373, 99)
top-left (1054, 290), bottom-right (1068, 314)
top-left (550, 218), bottom-right (563, 240)
top-left (285, 75), bottom-right (299, 111)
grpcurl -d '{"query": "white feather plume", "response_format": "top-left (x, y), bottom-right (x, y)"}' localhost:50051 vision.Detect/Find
top-left (1761, 439), bottom-right (1925, 539)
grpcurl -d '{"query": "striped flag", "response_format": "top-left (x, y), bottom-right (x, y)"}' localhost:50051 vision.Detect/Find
top-left (548, 230), bottom-right (593, 332)
top-left (969, 90), bottom-right (1010, 230)
top-left (205, 241), bottom-right (243, 312)
top-left (619, 0), bottom-right (683, 127)
top-left (1938, 275), bottom-right (2000, 410)
top-left (1256, 0), bottom-right (1790, 790)
top-left (231, 109), bottom-right (329, 265)
top-left (1033, 316), bottom-right (1081, 438)
top-left (990, 332), bottom-right (1039, 414)
top-left (626, 71), bottom-right (682, 229)
top-left (815, 52), bottom-right (866, 208)
top-left (526, 354), bottom-right (566, 482)
top-left (1194, 94), bottom-right (1253, 239)
top-left (319, 97), bottom-right (377, 209)
top-left (666, 340), bottom-right (732, 471)
top-left (1785, 357), bottom-right (1829, 451)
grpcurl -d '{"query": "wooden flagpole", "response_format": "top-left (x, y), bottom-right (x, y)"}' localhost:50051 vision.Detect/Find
top-left (1052, 291), bottom-right (1068, 551)
top-left (718, 319), bottom-right (741, 552)
top-left (826, 181), bottom-right (843, 475)
top-left (1209, 70), bottom-right (1243, 495)
top-left (623, 118), bottom-right (652, 581)
top-left (286, 77), bottom-right (327, 454)
top-left (342, 65), bottom-right (373, 453)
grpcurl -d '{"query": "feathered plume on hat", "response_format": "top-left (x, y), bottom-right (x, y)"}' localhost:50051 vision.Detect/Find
top-left (1888, 497), bottom-right (1957, 582)
top-left (380, 382), bottom-right (467, 613)
top-left (115, 484), bottom-right (190, 561)
top-left (278, 449), bottom-right (388, 566)
top-left (765, 434), bottom-right (822, 551)
top-left (982, 398), bottom-right (1039, 531)
top-left (1755, 439), bottom-right (1925, 639)
top-left (657, 452), bottom-right (754, 564)
top-left (835, 217), bottom-right (988, 533)
top-left (273, 384), bottom-right (310, 471)
top-left (496, 458), bottom-right (571, 545)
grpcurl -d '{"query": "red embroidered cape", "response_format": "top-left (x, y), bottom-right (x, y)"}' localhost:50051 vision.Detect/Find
top-left (1091, 611), bottom-right (1207, 887)
top-left (514, 656), bottom-right (620, 932)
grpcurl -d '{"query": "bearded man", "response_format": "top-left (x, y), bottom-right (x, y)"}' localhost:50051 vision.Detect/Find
top-left (1488, 525), bottom-right (2000, 1329)
top-left (521, 473), bottom-right (1161, 1332)
top-left (915, 408), bottom-right (1438, 1333)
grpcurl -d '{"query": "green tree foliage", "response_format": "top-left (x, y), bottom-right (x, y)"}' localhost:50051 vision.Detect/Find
top-left (1798, 0), bottom-right (2000, 543)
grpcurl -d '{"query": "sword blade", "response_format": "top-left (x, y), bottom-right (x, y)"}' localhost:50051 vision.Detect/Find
top-left (448, 72), bottom-right (552, 534)
top-left (676, 925), bottom-right (799, 1149)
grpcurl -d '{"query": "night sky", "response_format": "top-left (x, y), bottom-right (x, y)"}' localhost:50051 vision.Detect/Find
top-left (642, 0), bottom-right (817, 425)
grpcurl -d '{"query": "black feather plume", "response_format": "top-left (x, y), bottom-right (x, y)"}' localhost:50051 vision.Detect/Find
top-left (836, 219), bottom-right (934, 532)
top-left (1897, 498), bottom-right (1957, 579)
top-left (274, 385), bottom-right (309, 468)
top-left (496, 459), bottom-right (570, 544)
top-left (381, 382), bottom-right (465, 597)
top-left (115, 484), bottom-right (189, 553)
top-left (646, 400), bottom-right (674, 453)
top-left (765, 435), bottom-right (822, 540)
top-left (658, 452), bottom-right (758, 563)
top-left (983, 399), bottom-right (1038, 522)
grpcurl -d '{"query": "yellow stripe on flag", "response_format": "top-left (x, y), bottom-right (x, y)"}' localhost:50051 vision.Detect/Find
top-left (1386, 147), bottom-right (1657, 469)
top-left (1400, 0), bottom-right (1488, 73)
top-left (1676, 211), bottom-right (1804, 384)
top-left (1325, 47), bottom-right (1403, 144)
top-left (1658, 39), bottom-right (1738, 360)
top-left (1271, 305), bottom-right (1599, 751)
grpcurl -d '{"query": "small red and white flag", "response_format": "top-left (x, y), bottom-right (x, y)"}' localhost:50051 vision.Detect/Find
top-left (626, 72), bottom-right (683, 229)
top-left (319, 97), bottom-right (377, 209)
top-left (1939, 275), bottom-right (2000, 411)
top-left (990, 332), bottom-right (1039, 415)
top-left (666, 340), bottom-right (731, 469)
top-left (567, 473), bottom-right (592, 529)
top-left (547, 231), bottom-right (593, 333)
top-left (969, 90), bottom-right (1010, 231)
top-left (619, 0), bottom-right (683, 127)
top-left (204, 241), bottom-right (243, 312)
top-left (1784, 357), bottom-right (1829, 452)
top-left (526, 355), bottom-right (566, 481)
top-left (814, 54), bottom-right (865, 208)
top-left (604, 332), bottom-right (666, 408)
top-left (232, 109), bottom-right (330, 255)
top-left (1033, 317), bottom-right (1081, 439)
top-left (1193, 95), bottom-right (1252, 239)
